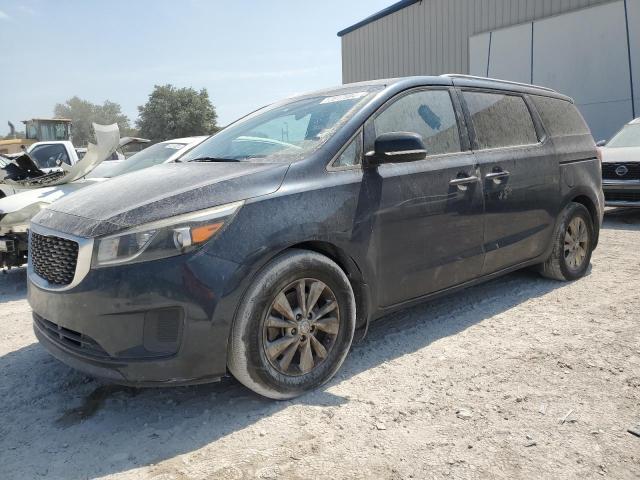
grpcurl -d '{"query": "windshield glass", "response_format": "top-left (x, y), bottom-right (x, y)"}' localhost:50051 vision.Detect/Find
top-left (181, 87), bottom-right (381, 163)
top-left (107, 142), bottom-right (188, 177)
top-left (607, 124), bottom-right (640, 148)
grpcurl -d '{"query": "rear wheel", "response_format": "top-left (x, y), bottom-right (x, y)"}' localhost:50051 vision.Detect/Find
top-left (539, 202), bottom-right (594, 281)
top-left (227, 249), bottom-right (356, 399)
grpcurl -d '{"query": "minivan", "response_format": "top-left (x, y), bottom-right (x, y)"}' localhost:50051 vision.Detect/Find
top-left (28, 75), bottom-right (603, 399)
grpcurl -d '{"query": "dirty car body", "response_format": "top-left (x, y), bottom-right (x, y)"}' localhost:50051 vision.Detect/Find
top-left (28, 76), bottom-right (603, 395)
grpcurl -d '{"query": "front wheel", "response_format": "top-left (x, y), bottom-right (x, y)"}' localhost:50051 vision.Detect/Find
top-left (227, 249), bottom-right (356, 399)
top-left (539, 202), bottom-right (594, 281)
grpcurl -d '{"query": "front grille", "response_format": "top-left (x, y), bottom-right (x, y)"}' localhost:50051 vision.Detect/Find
top-left (602, 163), bottom-right (640, 180)
top-left (31, 232), bottom-right (79, 286)
top-left (34, 314), bottom-right (110, 359)
top-left (604, 191), bottom-right (640, 203)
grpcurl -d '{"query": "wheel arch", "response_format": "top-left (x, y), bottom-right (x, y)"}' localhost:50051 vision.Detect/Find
top-left (569, 193), bottom-right (600, 248)
top-left (285, 241), bottom-right (371, 332)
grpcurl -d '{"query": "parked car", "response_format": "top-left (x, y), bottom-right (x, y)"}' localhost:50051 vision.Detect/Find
top-left (0, 134), bottom-right (208, 269)
top-left (0, 135), bottom-right (149, 198)
top-left (27, 75), bottom-right (603, 399)
top-left (598, 117), bottom-right (640, 207)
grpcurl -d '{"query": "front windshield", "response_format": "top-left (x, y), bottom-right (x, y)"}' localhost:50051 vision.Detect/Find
top-left (106, 141), bottom-right (188, 177)
top-left (607, 124), bottom-right (640, 148)
top-left (181, 87), bottom-right (381, 163)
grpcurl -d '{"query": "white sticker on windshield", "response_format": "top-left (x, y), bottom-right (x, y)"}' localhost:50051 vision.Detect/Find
top-left (320, 92), bottom-right (369, 104)
top-left (164, 144), bottom-right (185, 150)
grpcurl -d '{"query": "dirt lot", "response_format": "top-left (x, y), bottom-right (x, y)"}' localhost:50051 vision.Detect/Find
top-left (1, 209), bottom-right (639, 480)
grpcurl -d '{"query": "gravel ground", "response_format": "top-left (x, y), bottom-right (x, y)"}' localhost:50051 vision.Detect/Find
top-left (1, 209), bottom-right (639, 480)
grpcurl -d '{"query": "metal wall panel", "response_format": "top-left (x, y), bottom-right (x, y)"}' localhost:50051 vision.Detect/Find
top-left (628, 0), bottom-right (640, 117)
top-left (469, 32), bottom-right (490, 76)
top-left (488, 23), bottom-right (532, 83)
top-left (341, 0), bottom-right (613, 83)
top-left (533, 1), bottom-right (633, 139)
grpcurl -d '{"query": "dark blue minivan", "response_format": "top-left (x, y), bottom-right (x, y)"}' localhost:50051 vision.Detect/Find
top-left (28, 75), bottom-right (603, 398)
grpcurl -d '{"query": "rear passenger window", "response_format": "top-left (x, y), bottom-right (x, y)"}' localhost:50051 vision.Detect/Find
top-left (463, 91), bottom-right (538, 150)
top-left (531, 95), bottom-right (590, 137)
top-left (374, 89), bottom-right (461, 156)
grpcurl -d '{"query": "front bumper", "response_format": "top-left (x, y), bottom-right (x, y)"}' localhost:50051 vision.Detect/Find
top-left (602, 180), bottom-right (640, 207)
top-left (28, 248), bottom-right (245, 386)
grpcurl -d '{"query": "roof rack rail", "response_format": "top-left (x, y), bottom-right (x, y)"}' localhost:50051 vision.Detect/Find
top-left (441, 74), bottom-right (558, 93)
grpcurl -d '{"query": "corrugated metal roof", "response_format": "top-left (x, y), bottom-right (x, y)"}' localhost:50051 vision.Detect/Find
top-left (337, 0), bottom-right (420, 37)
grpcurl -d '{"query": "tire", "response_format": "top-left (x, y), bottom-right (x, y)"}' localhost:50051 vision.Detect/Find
top-left (227, 249), bottom-right (356, 399)
top-left (539, 202), bottom-right (594, 281)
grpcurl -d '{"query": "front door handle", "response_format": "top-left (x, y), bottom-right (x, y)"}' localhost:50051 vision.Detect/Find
top-left (450, 175), bottom-right (479, 191)
top-left (485, 170), bottom-right (510, 182)
top-left (449, 175), bottom-right (479, 186)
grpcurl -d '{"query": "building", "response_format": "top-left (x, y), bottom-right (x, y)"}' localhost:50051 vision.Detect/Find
top-left (338, 0), bottom-right (639, 140)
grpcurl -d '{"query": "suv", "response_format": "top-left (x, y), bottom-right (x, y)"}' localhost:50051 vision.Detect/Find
top-left (598, 117), bottom-right (640, 207)
top-left (28, 75), bottom-right (603, 399)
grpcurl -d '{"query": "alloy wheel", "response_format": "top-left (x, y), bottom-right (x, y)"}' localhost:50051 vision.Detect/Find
top-left (564, 216), bottom-right (589, 271)
top-left (262, 278), bottom-right (340, 376)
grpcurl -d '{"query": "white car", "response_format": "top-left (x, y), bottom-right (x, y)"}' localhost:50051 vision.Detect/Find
top-left (0, 132), bottom-right (208, 269)
top-left (599, 117), bottom-right (640, 207)
top-left (0, 135), bottom-right (149, 198)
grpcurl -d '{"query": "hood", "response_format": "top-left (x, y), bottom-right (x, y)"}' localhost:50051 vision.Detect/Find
top-left (33, 161), bottom-right (290, 238)
top-left (0, 124), bottom-right (144, 188)
top-left (601, 146), bottom-right (640, 163)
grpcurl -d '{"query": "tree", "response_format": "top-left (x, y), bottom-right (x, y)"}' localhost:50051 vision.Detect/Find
top-left (54, 97), bottom-right (131, 146)
top-left (136, 85), bottom-right (218, 143)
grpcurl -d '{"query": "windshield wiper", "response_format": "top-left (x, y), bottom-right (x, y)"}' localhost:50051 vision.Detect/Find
top-left (187, 156), bottom-right (239, 163)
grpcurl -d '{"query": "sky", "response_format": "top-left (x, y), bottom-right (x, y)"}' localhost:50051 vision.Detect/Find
top-left (0, 0), bottom-right (392, 136)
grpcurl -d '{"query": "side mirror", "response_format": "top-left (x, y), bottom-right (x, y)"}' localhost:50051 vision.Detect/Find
top-left (367, 132), bottom-right (427, 166)
top-left (55, 159), bottom-right (63, 166)
top-left (596, 140), bottom-right (607, 147)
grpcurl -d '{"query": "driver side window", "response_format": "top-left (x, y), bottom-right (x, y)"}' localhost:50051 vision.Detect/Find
top-left (374, 89), bottom-right (461, 157)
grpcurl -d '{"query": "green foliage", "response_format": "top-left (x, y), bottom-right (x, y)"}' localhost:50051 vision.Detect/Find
top-left (54, 97), bottom-right (131, 146)
top-left (136, 85), bottom-right (218, 143)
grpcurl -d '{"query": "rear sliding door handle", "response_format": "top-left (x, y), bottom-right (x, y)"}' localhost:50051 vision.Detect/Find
top-left (485, 170), bottom-right (510, 182)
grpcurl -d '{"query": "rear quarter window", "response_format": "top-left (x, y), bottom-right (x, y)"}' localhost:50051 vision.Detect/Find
top-left (463, 91), bottom-right (538, 150)
top-left (531, 95), bottom-right (591, 137)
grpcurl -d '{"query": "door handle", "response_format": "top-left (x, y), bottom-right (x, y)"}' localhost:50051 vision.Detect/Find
top-left (449, 175), bottom-right (479, 191)
top-left (449, 175), bottom-right (479, 186)
top-left (485, 170), bottom-right (510, 182)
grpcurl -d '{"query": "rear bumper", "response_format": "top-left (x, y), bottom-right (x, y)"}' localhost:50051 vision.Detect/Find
top-left (602, 180), bottom-right (640, 207)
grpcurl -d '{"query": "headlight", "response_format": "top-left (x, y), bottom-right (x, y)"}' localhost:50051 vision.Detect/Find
top-left (92, 201), bottom-right (244, 267)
